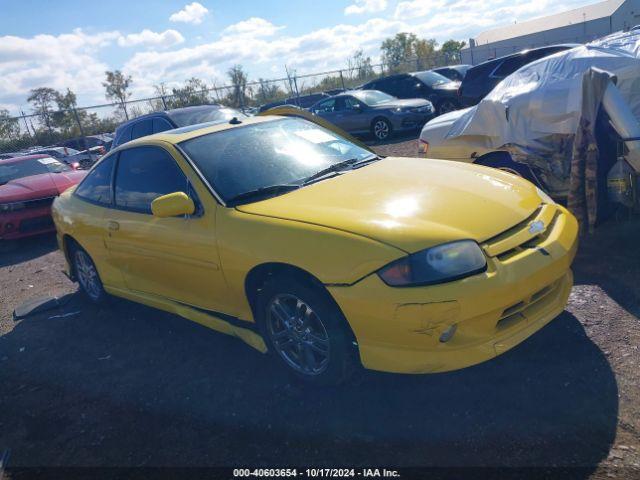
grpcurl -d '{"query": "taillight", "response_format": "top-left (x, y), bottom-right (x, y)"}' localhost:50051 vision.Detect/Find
top-left (418, 139), bottom-right (429, 155)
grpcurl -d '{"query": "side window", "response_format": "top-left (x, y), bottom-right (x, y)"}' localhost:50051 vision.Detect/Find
top-left (75, 155), bottom-right (116, 206)
top-left (153, 118), bottom-right (173, 133)
top-left (114, 146), bottom-right (188, 214)
top-left (313, 99), bottom-right (336, 113)
top-left (114, 125), bottom-right (132, 147)
top-left (492, 56), bottom-right (526, 78)
top-left (344, 97), bottom-right (363, 110)
top-left (130, 120), bottom-right (153, 140)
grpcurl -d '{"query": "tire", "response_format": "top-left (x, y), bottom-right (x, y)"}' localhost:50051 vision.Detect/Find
top-left (475, 152), bottom-right (542, 187)
top-left (437, 99), bottom-right (458, 116)
top-left (257, 276), bottom-right (357, 385)
top-left (70, 244), bottom-right (108, 304)
top-left (371, 117), bottom-right (392, 141)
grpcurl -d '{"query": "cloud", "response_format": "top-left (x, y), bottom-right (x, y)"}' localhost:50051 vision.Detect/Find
top-left (345, 0), bottom-right (388, 15)
top-left (117, 29), bottom-right (185, 48)
top-left (0, 29), bottom-right (119, 113)
top-left (169, 2), bottom-right (209, 24)
top-left (394, 0), bottom-right (447, 19)
top-left (222, 17), bottom-right (284, 37)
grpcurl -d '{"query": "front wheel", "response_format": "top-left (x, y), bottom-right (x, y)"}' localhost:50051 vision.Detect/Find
top-left (72, 245), bottom-right (107, 303)
top-left (371, 117), bottom-right (392, 141)
top-left (258, 277), bottom-right (356, 385)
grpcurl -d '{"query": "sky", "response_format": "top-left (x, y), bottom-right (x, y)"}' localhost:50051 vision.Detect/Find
top-left (0, 0), bottom-right (599, 115)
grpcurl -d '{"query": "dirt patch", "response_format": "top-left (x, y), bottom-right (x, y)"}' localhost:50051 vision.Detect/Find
top-left (0, 137), bottom-right (639, 477)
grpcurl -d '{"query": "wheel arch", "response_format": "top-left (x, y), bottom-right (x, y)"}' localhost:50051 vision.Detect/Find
top-left (244, 262), bottom-right (358, 344)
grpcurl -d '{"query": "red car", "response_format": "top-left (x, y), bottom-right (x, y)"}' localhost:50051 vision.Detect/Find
top-left (0, 154), bottom-right (86, 241)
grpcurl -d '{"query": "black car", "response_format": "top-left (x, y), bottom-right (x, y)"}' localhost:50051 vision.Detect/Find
top-left (459, 44), bottom-right (579, 107)
top-left (360, 71), bottom-right (460, 115)
top-left (111, 104), bottom-right (246, 149)
top-left (432, 65), bottom-right (471, 82)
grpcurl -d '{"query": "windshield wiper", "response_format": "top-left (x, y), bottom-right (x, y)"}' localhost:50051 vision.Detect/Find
top-left (228, 184), bottom-right (300, 206)
top-left (351, 155), bottom-right (381, 169)
top-left (302, 158), bottom-right (363, 186)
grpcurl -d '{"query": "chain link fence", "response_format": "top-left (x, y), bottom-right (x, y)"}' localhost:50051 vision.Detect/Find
top-left (0, 52), bottom-right (460, 158)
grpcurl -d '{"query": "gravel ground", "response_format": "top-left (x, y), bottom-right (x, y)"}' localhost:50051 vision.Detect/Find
top-left (0, 136), bottom-right (639, 478)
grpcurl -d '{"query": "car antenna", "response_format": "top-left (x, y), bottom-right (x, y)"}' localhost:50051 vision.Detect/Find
top-left (229, 117), bottom-right (242, 125)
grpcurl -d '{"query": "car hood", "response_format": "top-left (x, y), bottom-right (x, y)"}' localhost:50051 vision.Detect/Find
top-left (0, 170), bottom-right (85, 204)
top-left (373, 98), bottom-right (431, 109)
top-left (236, 157), bottom-right (542, 253)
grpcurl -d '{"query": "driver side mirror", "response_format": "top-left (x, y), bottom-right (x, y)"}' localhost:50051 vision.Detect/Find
top-left (353, 103), bottom-right (364, 112)
top-left (151, 192), bottom-right (195, 218)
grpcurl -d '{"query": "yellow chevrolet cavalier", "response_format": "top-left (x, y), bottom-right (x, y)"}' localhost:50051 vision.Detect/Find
top-left (52, 113), bottom-right (578, 384)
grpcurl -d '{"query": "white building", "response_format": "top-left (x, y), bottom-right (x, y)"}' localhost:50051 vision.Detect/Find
top-left (461, 0), bottom-right (640, 64)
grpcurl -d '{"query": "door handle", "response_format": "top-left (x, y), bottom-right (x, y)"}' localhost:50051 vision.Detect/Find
top-left (108, 221), bottom-right (120, 231)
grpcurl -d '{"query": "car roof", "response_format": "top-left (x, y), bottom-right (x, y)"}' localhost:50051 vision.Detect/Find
top-left (0, 154), bottom-right (50, 165)
top-left (115, 115), bottom-right (282, 148)
top-left (116, 104), bottom-right (225, 128)
top-left (472, 43), bottom-right (579, 69)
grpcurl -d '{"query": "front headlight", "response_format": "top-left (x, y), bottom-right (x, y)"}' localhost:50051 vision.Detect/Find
top-left (0, 202), bottom-right (26, 212)
top-left (394, 107), bottom-right (406, 113)
top-left (378, 240), bottom-right (487, 287)
top-left (536, 187), bottom-right (555, 205)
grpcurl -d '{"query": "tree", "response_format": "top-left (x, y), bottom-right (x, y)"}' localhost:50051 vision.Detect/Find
top-left (50, 89), bottom-right (79, 133)
top-left (347, 49), bottom-right (375, 81)
top-left (103, 70), bottom-right (132, 119)
top-left (440, 39), bottom-right (466, 63)
top-left (414, 38), bottom-right (438, 70)
top-left (256, 79), bottom-right (285, 105)
top-left (27, 87), bottom-right (58, 132)
top-left (170, 77), bottom-right (210, 108)
top-left (0, 109), bottom-right (20, 140)
top-left (226, 65), bottom-right (249, 108)
top-left (381, 33), bottom-right (418, 72)
top-left (380, 33), bottom-right (441, 72)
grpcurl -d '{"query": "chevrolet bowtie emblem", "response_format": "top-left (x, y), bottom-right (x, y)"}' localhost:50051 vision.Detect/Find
top-left (528, 220), bottom-right (545, 235)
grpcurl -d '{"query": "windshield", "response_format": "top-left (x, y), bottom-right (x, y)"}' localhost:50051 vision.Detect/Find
top-left (413, 70), bottom-right (451, 87)
top-left (180, 118), bottom-right (374, 203)
top-left (352, 90), bottom-right (396, 106)
top-left (0, 157), bottom-right (70, 184)
top-left (168, 107), bottom-right (247, 127)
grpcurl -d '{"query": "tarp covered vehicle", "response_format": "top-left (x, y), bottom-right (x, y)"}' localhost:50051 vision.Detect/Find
top-left (420, 29), bottom-right (640, 229)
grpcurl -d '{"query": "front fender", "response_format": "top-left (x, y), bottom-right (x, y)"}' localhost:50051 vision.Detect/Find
top-left (217, 207), bottom-right (405, 320)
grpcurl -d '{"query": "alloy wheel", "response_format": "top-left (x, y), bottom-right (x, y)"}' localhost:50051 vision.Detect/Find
top-left (373, 120), bottom-right (390, 140)
top-left (75, 250), bottom-right (101, 301)
top-left (266, 293), bottom-right (330, 376)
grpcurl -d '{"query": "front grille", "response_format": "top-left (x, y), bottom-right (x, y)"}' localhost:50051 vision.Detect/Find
top-left (495, 279), bottom-right (561, 332)
top-left (18, 215), bottom-right (54, 233)
top-left (482, 204), bottom-right (559, 260)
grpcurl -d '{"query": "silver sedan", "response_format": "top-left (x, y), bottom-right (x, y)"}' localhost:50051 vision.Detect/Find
top-left (310, 90), bottom-right (435, 141)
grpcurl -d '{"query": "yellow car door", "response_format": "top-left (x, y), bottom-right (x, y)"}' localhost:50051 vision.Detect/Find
top-left (103, 143), bottom-right (236, 315)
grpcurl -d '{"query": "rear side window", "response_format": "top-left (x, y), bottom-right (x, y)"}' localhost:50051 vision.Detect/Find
top-left (492, 56), bottom-right (527, 77)
top-left (153, 118), bottom-right (173, 133)
top-left (75, 155), bottom-right (115, 206)
top-left (131, 120), bottom-right (153, 140)
top-left (464, 60), bottom-right (499, 82)
top-left (113, 125), bottom-right (132, 148)
top-left (114, 146), bottom-right (188, 214)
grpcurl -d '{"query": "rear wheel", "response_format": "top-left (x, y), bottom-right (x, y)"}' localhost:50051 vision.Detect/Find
top-left (258, 276), bottom-right (356, 385)
top-left (71, 245), bottom-right (107, 303)
top-left (371, 117), bottom-right (392, 141)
